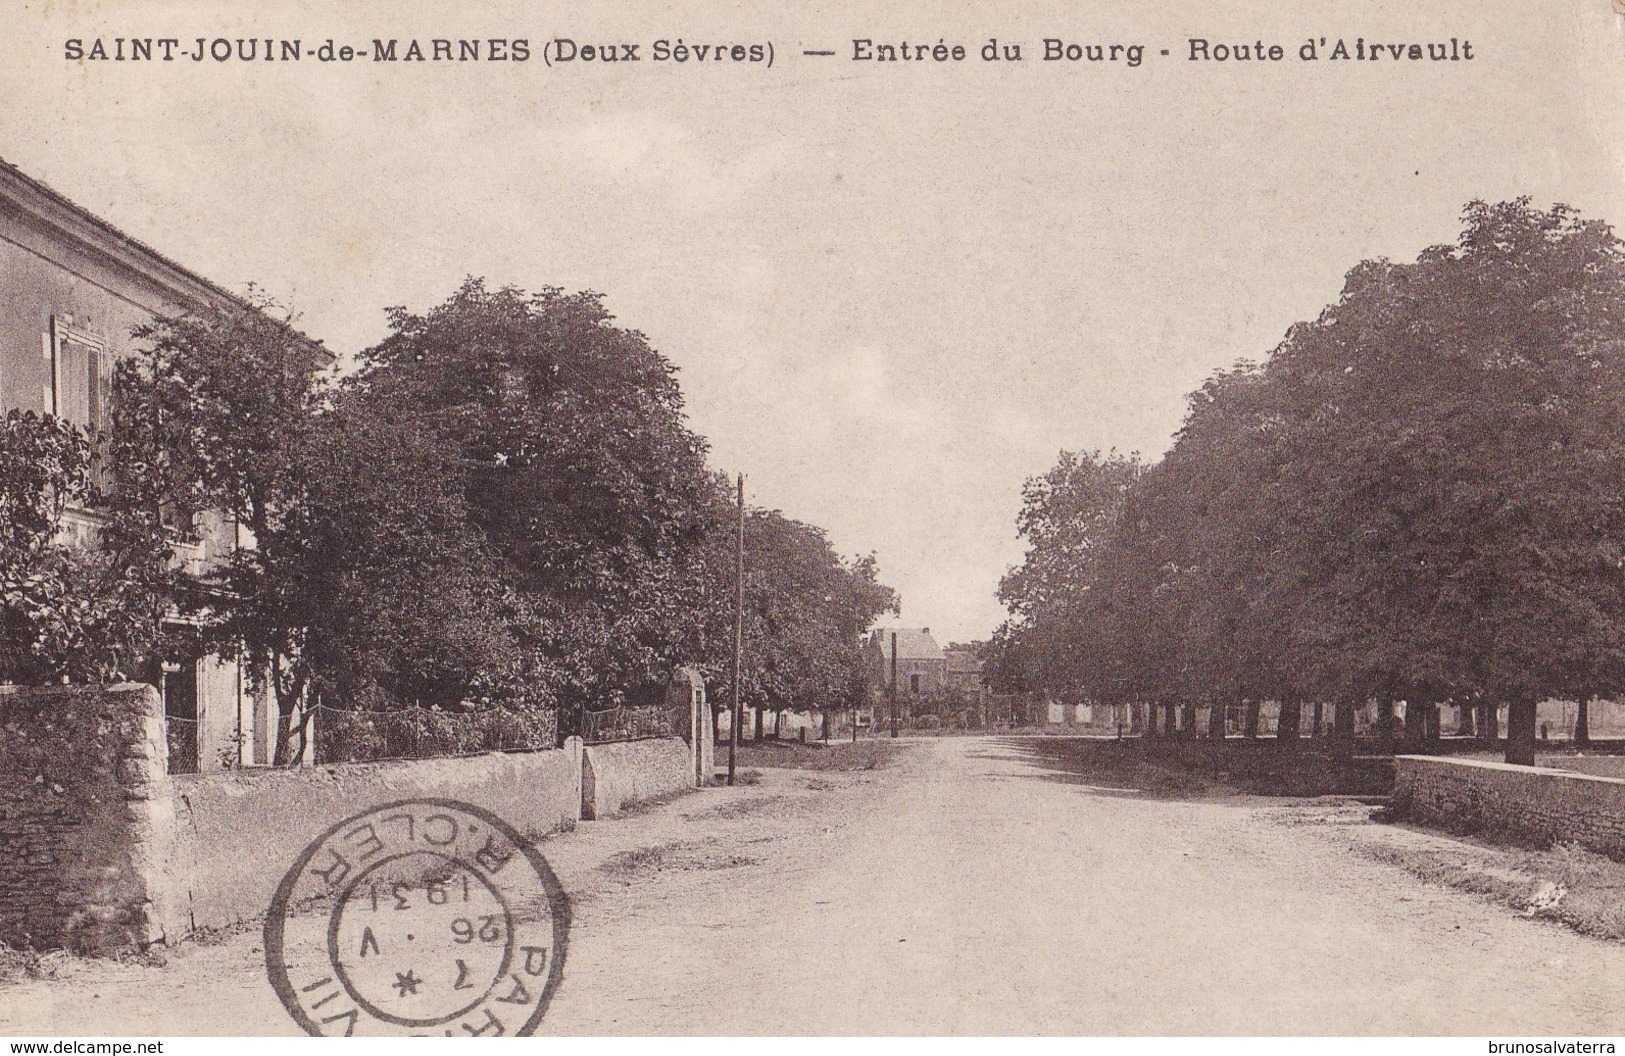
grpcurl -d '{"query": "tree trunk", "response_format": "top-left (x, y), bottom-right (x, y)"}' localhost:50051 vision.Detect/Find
top-left (1505, 698), bottom-right (1538, 766)
top-left (1456, 699), bottom-right (1475, 737)
top-left (1179, 703), bottom-right (1196, 739)
top-left (1208, 699), bottom-right (1227, 740)
top-left (1332, 699), bottom-right (1357, 760)
top-left (1402, 701), bottom-right (1425, 745)
top-left (1376, 699), bottom-right (1396, 753)
top-left (1276, 701), bottom-right (1302, 750)
top-left (1334, 699), bottom-right (1357, 739)
top-left (273, 715), bottom-right (294, 767)
top-left (753, 705), bottom-right (764, 741)
top-left (1243, 700), bottom-right (1260, 740)
top-left (1575, 698), bottom-right (1591, 745)
top-left (1310, 701), bottom-right (1324, 740)
top-left (1146, 701), bottom-right (1162, 739)
top-left (1424, 703), bottom-right (1440, 744)
top-left (273, 699), bottom-right (313, 767)
top-left (1480, 700), bottom-right (1499, 743)
top-left (270, 651), bottom-right (294, 766)
top-left (773, 708), bottom-right (783, 739)
top-left (1129, 701), bottom-right (1144, 735)
top-left (269, 652), bottom-right (312, 767)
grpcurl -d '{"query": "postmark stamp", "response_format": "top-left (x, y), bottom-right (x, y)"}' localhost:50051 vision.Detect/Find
top-left (264, 798), bottom-right (569, 1036)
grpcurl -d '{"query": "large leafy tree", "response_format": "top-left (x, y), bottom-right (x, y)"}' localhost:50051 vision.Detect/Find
top-left (0, 410), bottom-right (92, 683)
top-left (52, 276), bottom-right (899, 764)
top-left (118, 298), bottom-right (525, 763)
top-left (728, 507), bottom-right (898, 733)
top-left (999, 200), bottom-right (1625, 765)
top-left (987, 450), bottom-right (1144, 708)
top-left (0, 408), bottom-right (181, 684)
top-left (1260, 200), bottom-right (1625, 762)
top-left (290, 397), bottom-right (530, 718)
top-left (116, 299), bottom-right (332, 762)
top-left (351, 279), bottom-right (720, 710)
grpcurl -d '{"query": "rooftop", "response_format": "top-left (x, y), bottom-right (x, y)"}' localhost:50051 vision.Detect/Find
top-left (0, 157), bottom-right (329, 363)
top-left (869, 627), bottom-right (944, 661)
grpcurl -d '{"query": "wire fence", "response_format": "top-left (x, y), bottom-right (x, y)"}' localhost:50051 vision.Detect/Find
top-left (568, 701), bottom-right (688, 744)
top-left (165, 716), bottom-right (199, 775)
top-left (311, 704), bottom-right (558, 764)
top-left (160, 696), bottom-right (679, 772)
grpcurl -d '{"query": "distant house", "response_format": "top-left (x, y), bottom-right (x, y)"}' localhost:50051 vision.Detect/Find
top-left (0, 158), bottom-right (319, 771)
top-left (943, 646), bottom-right (985, 697)
top-left (866, 627), bottom-right (946, 698)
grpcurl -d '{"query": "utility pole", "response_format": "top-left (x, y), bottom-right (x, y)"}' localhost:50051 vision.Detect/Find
top-left (890, 631), bottom-right (899, 739)
top-left (728, 473), bottom-right (744, 786)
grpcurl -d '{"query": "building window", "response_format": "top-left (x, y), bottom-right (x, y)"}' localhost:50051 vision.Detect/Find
top-left (910, 673), bottom-right (921, 695)
top-left (50, 318), bottom-right (106, 431)
top-left (159, 491), bottom-right (201, 540)
top-left (48, 317), bottom-right (108, 489)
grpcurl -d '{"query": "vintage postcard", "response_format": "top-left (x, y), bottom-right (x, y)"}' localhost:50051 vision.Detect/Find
top-left (1, 0), bottom-right (1624, 1042)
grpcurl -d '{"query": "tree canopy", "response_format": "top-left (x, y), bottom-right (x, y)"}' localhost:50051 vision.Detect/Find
top-left (4, 278), bottom-right (900, 762)
top-left (989, 199), bottom-right (1625, 763)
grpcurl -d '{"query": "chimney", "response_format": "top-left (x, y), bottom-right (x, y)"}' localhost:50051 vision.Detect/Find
top-left (922, 627), bottom-right (930, 635)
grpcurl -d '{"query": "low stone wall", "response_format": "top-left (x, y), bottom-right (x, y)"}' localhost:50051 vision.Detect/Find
top-left (157, 745), bottom-right (584, 942)
top-left (1393, 755), bottom-right (1625, 858)
top-left (1, 681), bottom-right (708, 952)
top-left (0, 684), bottom-right (169, 952)
top-left (581, 739), bottom-right (694, 819)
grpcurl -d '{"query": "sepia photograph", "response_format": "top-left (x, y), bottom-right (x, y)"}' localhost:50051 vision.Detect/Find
top-left (1, 0), bottom-right (1625, 1042)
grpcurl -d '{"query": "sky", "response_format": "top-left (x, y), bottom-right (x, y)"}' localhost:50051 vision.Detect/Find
top-left (3, 0), bottom-right (1624, 642)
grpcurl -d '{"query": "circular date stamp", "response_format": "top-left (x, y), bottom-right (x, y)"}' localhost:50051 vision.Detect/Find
top-left (264, 798), bottom-right (568, 1036)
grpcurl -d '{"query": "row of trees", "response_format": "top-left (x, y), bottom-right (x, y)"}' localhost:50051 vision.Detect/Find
top-left (0, 278), bottom-right (897, 762)
top-left (988, 199), bottom-right (1625, 765)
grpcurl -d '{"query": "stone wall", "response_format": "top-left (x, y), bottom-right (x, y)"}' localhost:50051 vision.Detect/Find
top-left (1, 681), bottom-right (707, 952)
top-left (1393, 755), bottom-right (1625, 859)
top-left (581, 739), bottom-right (695, 820)
top-left (156, 744), bottom-right (585, 942)
top-left (0, 684), bottom-right (169, 952)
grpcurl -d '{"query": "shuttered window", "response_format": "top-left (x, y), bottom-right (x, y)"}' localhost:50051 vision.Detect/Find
top-left (50, 318), bottom-right (108, 490)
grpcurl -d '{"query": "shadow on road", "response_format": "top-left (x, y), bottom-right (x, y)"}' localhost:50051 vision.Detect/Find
top-left (973, 736), bottom-right (1391, 802)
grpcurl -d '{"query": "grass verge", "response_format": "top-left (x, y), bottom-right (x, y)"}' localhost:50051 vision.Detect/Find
top-left (1359, 835), bottom-right (1625, 941)
top-left (733, 739), bottom-right (903, 772)
top-left (0, 941), bottom-right (66, 985)
top-left (600, 839), bottom-right (759, 878)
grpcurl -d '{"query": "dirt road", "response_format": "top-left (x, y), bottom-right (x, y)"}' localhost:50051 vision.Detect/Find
top-left (3, 736), bottom-right (1621, 1035)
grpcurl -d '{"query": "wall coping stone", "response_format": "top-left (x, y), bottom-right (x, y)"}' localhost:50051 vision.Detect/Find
top-left (1396, 754), bottom-right (1625, 786)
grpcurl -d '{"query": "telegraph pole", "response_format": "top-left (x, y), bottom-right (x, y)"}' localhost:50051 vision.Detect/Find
top-left (890, 631), bottom-right (899, 738)
top-left (728, 473), bottom-right (744, 786)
